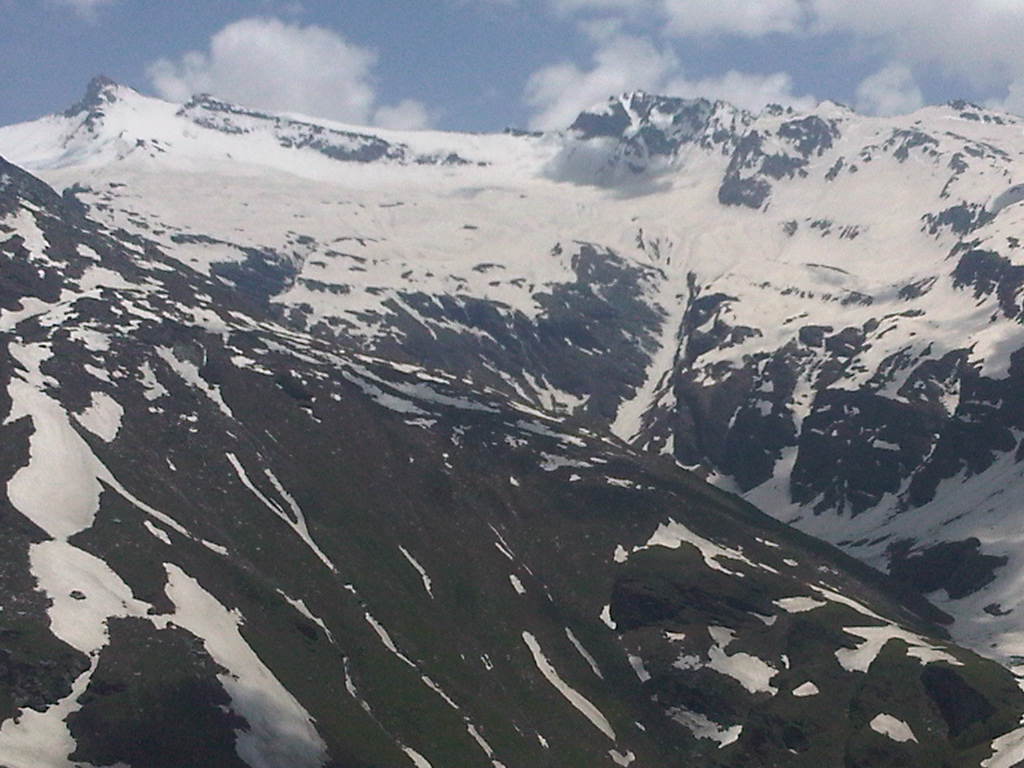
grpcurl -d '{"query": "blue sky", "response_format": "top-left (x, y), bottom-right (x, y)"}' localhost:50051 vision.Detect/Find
top-left (3, 0), bottom-right (1024, 132)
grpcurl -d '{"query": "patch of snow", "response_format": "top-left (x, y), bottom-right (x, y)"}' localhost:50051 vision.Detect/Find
top-left (0, 663), bottom-right (94, 768)
top-left (609, 749), bottom-right (636, 766)
top-left (706, 626), bottom-right (778, 695)
top-left (631, 518), bottom-right (760, 577)
top-left (521, 631), bottom-right (616, 741)
top-left (565, 628), bottom-right (604, 679)
top-left (870, 713), bottom-right (917, 743)
top-left (509, 574), bottom-right (526, 595)
top-left (74, 391), bottom-right (123, 442)
top-left (984, 721), bottom-right (1024, 768)
top-left (628, 654), bottom-right (651, 682)
top-left (400, 546), bottom-right (434, 598)
top-left (143, 520), bottom-right (172, 545)
top-left (600, 605), bottom-right (617, 630)
top-left (402, 745), bottom-right (434, 768)
top-left (836, 625), bottom-right (961, 673)
top-left (667, 706), bottom-right (742, 748)
top-left (156, 346), bottom-right (234, 419)
top-left (159, 564), bottom-right (328, 768)
top-left (277, 590), bottom-right (335, 644)
top-left (364, 612), bottom-right (416, 668)
top-left (226, 453), bottom-right (335, 571)
top-left (773, 596), bottom-right (827, 613)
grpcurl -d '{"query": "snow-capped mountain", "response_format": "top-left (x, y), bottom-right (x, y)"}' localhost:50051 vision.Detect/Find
top-left (3, 77), bottom-right (1024, 766)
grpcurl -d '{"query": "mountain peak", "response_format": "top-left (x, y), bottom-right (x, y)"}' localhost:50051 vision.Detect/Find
top-left (569, 92), bottom-right (727, 142)
top-left (63, 75), bottom-right (123, 119)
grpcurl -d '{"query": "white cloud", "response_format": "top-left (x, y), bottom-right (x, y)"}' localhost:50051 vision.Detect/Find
top-left (147, 17), bottom-right (432, 129)
top-left (524, 32), bottom-right (814, 130)
top-left (548, 0), bottom-right (804, 36)
top-left (524, 34), bottom-right (680, 130)
top-left (807, 0), bottom-right (1024, 87)
top-left (855, 64), bottom-right (924, 116)
top-left (54, 0), bottom-right (116, 17)
top-left (986, 79), bottom-right (1024, 116)
top-left (549, 0), bottom-right (651, 13)
top-left (661, 0), bottom-right (805, 37)
top-left (667, 70), bottom-right (815, 112)
top-left (373, 99), bottom-right (434, 130)
top-left (542, 0), bottom-right (1024, 101)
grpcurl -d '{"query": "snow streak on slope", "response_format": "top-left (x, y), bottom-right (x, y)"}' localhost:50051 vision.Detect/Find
top-left (521, 632), bottom-right (617, 741)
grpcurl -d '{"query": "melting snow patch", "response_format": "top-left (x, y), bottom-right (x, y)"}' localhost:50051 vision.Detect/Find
top-left (159, 564), bottom-right (328, 768)
top-left (156, 346), bottom-right (234, 419)
top-left (539, 453), bottom-right (591, 472)
top-left (400, 546), bottom-right (434, 598)
top-left (30, 540), bottom-right (150, 655)
top-left (609, 749), bottom-right (636, 766)
top-left (509, 574), bottom-right (526, 595)
top-left (7, 357), bottom-right (106, 538)
top-left (773, 596), bottom-right (827, 613)
top-left (466, 722), bottom-right (504, 767)
top-left (420, 676), bottom-right (460, 710)
top-left (667, 706), bottom-right (742, 748)
top-left (277, 590), bottom-right (335, 644)
top-left (836, 625), bottom-right (961, 673)
top-left (143, 520), bottom-right (172, 545)
top-left (402, 745), bottom-right (434, 768)
top-left (364, 612), bottom-right (416, 668)
top-left (792, 681), bottom-right (819, 697)
top-left (521, 631), bottom-right (616, 741)
top-left (201, 539), bottom-right (230, 556)
top-left (226, 454), bottom-right (335, 571)
top-left (706, 626), bottom-right (778, 695)
top-left (628, 654), bottom-right (652, 682)
top-left (870, 713), bottom-right (917, 743)
top-left (565, 628), bottom-right (604, 679)
top-left (630, 518), bottom-right (760, 576)
top-left (984, 721), bottom-right (1024, 767)
top-left (600, 605), bottom-right (617, 630)
top-left (74, 391), bottom-right (123, 443)
top-left (0, 663), bottom-right (94, 768)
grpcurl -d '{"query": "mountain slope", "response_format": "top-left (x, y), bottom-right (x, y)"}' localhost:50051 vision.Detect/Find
top-left (10, 80), bottom-right (1024, 666)
top-left (5, 79), bottom-right (1024, 765)
top-left (0, 146), bottom-right (1022, 766)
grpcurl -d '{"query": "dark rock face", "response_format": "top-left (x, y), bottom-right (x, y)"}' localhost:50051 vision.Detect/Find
top-left (922, 203), bottom-right (991, 237)
top-left (952, 249), bottom-right (1024, 319)
top-left (565, 92), bottom-right (747, 180)
top-left (778, 116), bottom-right (839, 157)
top-left (921, 666), bottom-right (998, 739)
top-left (570, 93), bottom-right (718, 154)
top-left (68, 620), bottom-right (248, 768)
top-left (62, 75), bottom-right (119, 126)
top-left (888, 129), bottom-right (940, 162)
top-left (888, 539), bottom-right (1008, 600)
top-left (791, 390), bottom-right (939, 514)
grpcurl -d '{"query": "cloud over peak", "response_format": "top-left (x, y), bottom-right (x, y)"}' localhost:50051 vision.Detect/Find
top-left (147, 17), bottom-right (433, 130)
